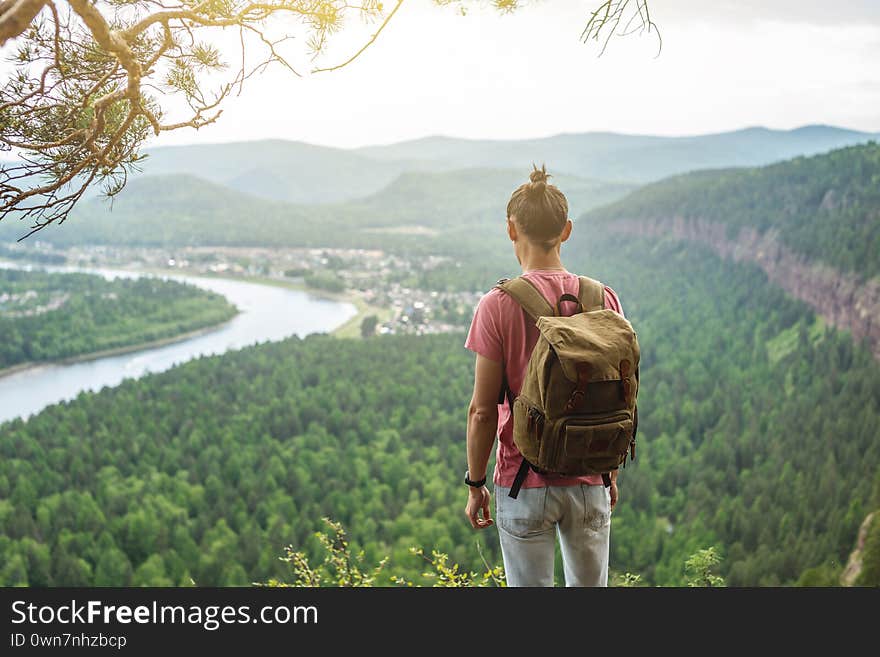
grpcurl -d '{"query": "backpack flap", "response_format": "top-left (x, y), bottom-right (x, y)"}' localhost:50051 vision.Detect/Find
top-left (535, 311), bottom-right (640, 385)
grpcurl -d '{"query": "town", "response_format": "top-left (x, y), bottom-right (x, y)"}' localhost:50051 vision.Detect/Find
top-left (0, 241), bottom-right (484, 337)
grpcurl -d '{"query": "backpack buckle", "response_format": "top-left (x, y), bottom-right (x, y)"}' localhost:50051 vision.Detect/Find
top-left (526, 408), bottom-right (545, 439)
top-left (564, 363), bottom-right (591, 412)
top-left (564, 390), bottom-right (585, 412)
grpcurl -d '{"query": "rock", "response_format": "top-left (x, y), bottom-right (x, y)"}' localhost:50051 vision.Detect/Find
top-left (608, 218), bottom-right (880, 361)
top-left (840, 510), bottom-right (877, 586)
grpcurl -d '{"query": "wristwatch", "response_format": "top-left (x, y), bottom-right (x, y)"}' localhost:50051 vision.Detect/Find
top-left (464, 470), bottom-right (487, 488)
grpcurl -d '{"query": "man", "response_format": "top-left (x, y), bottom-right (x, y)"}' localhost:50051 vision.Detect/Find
top-left (463, 165), bottom-right (625, 587)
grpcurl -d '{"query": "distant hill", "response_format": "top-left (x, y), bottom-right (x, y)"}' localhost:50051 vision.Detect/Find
top-left (132, 139), bottom-right (413, 204)
top-left (100, 124), bottom-right (880, 205)
top-left (338, 168), bottom-right (631, 228)
top-left (0, 168), bottom-right (632, 253)
top-left (357, 125), bottom-right (879, 183)
top-left (4, 125), bottom-right (875, 214)
top-left (584, 142), bottom-right (880, 278)
top-left (3, 125), bottom-right (876, 251)
top-left (0, 174), bottom-right (307, 246)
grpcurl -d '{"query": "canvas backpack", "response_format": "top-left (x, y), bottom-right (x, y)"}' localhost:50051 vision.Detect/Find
top-left (495, 275), bottom-right (641, 499)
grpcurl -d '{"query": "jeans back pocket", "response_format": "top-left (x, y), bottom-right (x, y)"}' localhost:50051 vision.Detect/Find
top-left (497, 485), bottom-right (550, 538)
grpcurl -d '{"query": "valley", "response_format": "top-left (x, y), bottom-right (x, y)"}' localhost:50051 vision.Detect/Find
top-left (1, 130), bottom-right (878, 587)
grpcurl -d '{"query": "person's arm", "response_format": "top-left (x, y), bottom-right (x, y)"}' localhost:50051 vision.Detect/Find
top-left (609, 468), bottom-right (619, 511)
top-left (464, 353), bottom-right (502, 530)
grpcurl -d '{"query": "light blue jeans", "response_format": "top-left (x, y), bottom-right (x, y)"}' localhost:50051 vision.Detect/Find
top-left (494, 483), bottom-right (611, 587)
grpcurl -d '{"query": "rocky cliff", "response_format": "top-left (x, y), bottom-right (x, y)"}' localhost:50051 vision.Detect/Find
top-left (606, 217), bottom-right (880, 360)
top-left (841, 511), bottom-right (878, 586)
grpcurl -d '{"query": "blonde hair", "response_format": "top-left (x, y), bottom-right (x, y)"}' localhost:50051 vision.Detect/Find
top-left (506, 164), bottom-right (568, 251)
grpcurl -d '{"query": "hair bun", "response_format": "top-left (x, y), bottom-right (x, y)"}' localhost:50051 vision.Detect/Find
top-left (528, 164), bottom-right (550, 196)
top-left (529, 166), bottom-right (549, 185)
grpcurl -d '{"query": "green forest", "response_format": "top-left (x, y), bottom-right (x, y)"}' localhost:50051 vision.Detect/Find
top-left (2, 231), bottom-right (877, 586)
top-left (0, 269), bottom-right (238, 370)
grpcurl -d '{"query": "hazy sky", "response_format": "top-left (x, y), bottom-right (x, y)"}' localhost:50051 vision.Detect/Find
top-left (146, 0), bottom-right (880, 149)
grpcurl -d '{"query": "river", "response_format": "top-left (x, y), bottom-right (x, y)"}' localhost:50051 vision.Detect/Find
top-left (0, 263), bottom-right (358, 425)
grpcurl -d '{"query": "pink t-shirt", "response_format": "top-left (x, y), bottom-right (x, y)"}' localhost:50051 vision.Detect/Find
top-left (464, 269), bottom-right (625, 489)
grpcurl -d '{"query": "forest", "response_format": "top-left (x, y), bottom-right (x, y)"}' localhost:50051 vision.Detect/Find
top-left (1, 231), bottom-right (877, 586)
top-left (0, 269), bottom-right (238, 370)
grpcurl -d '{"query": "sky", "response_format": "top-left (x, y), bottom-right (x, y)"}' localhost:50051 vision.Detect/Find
top-left (141, 0), bottom-right (880, 149)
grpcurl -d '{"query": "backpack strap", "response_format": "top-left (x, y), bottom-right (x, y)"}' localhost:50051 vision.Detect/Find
top-left (494, 276), bottom-right (555, 321)
top-left (509, 458), bottom-right (532, 499)
top-left (577, 276), bottom-right (605, 312)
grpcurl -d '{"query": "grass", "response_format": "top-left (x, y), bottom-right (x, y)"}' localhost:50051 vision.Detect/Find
top-left (766, 315), bottom-right (826, 364)
top-left (331, 296), bottom-right (394, 339)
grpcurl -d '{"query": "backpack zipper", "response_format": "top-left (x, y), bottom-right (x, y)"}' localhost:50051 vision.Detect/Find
top-left (558, 409), bottom-right (632, 428)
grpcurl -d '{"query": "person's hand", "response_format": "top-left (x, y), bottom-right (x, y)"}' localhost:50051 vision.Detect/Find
top-left (465, 485), bottom-right (493, 530)
top-left (609, 480), bottom-right (619, 512)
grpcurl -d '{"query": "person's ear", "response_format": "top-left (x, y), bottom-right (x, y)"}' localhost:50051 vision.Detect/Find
top-left (507, 217), bottom-right (518, 242)
top-left (559, 219), bottom-right (573, 243)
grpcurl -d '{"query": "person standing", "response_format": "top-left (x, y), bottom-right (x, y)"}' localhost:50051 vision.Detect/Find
top-left (463, 166), bottom-right (626, 587)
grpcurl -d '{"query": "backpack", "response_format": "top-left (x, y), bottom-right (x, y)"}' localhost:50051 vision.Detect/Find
top-left (495, 274), bottom-right (640, 499)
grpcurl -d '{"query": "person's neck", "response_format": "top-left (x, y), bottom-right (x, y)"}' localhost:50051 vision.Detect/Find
top-left (519, 249), bottom-right (566, 274)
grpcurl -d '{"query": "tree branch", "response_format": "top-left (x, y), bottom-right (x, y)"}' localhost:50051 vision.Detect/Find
top-left (312, 0), bottom-right (404, 74)
top-left (0, 0), bottom-right (48, 46)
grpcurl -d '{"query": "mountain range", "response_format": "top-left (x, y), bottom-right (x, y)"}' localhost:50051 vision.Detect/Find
top-left (0, 168), bottom-right (632, 251)
top-left (356, 125), bottom-right (879, 184)
top-left (134, 124), bottom-right (880, 203)
top-left (1, 124), bottom-right (877, 248)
